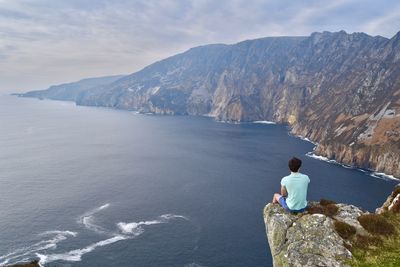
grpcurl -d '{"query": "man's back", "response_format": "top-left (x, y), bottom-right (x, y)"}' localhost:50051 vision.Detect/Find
top-left (281, 172), bottom-right (310, 210)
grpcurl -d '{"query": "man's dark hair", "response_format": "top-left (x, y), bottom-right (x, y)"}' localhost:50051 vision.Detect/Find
top-left (288, 157), bottom-right (302, 172)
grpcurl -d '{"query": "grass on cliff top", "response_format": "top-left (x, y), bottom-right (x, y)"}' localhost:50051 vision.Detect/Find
top-left (347, 211), bottom-right (400, 267)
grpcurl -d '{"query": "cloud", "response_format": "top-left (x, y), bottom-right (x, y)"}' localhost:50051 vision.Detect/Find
top-left (0, 0), bottom-right (399, 93)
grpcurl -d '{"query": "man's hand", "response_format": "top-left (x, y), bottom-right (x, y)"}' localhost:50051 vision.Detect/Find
top-left (281, 186), bottom-right (288, 197)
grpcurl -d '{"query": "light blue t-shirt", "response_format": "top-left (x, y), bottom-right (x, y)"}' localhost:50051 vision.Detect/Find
top-left (281, 172), bottom-right (310, 210)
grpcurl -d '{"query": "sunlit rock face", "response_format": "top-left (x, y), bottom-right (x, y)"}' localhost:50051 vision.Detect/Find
top-left (24, 31), bottom-right (400, 176)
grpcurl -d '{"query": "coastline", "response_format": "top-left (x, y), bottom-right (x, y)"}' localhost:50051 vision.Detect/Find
top-left (290, 132), bottom-right (400, 181)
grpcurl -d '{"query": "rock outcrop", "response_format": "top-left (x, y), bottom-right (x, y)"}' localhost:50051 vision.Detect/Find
top-left (264, 203), bottom-right (354, 267)
top-left (263, 185), bottom-right (400, 267)
top-left (20, 31), bottom-right (400, 177)
top-left (376, 184), bottom-right (400, 214)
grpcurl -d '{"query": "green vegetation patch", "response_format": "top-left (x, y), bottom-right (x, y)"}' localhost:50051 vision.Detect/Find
top-left (347, 212), bottom-right (400, 267)
top-left (353, 234), bottom-right (382, 249)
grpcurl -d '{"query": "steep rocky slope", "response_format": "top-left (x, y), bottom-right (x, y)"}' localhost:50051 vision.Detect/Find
top-left (21, 31), bottom-right (400, 177)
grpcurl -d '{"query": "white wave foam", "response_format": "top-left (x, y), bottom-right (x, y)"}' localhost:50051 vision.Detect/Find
top-left (0, 204), bottom-right (112, 265)
top-left (87, 204), bottom-right (110, 214)
top-left (306, 152), bottom-right (330, 162)
top-left (81, 216), bottom-right (109, 235)
top-left (36, 213), bottom-right (188, 265)
top-left (117, 214), bottom-right (188, 234)
top-left (252, 120), bottom-right (276, 125)
top-left (306, 152), bottom-right (354, 168)
top-left (215, 119), bottom-right (241, 124)
top-left (78, 204), bottom-right (110, 235)
top-left (3, 206), bottom-right (189, 266)
top-left (370, 172), bottom-right (400, 181)
top-left (289, 133), bottom-right (319, 145)
top-left (306, 152), bottom-right (400, 181)
top-left (0, 230), bottom-right (77, 266)
top-left (202, 113), bottom-right (215, 118)
top-left (40, 231), bottom-right (77, 237)
top-left (216, 119), bottom-right (277, 125)
top-left (292, 133), bottom-right (400, 181)
top-left (117, 220), bottom-right (160, 234)
top-left (184, 262), bottom-right (207, 267)
top-left (37, 235), bottom-right (128, 265)
top-left (159, 214), bottom-right (188, 220)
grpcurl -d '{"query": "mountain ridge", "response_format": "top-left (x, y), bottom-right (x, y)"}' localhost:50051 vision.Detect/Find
top-left (20, 30), bottom-right (400, 177)
top-left (19, 74), bottom-right (125, 101)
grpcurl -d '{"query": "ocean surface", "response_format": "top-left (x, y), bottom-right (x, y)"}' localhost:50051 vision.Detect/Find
top-left (0, 95), bottom-right (397, 267)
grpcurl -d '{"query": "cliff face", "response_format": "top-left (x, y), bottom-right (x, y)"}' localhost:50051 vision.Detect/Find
top-left (21, 31), bottom-right (400, 176)
top-left (290, 32), bottom-right (400, 177)
top-left (75, 38), bottom-right (307, 119)
top-left (263, 185), bottom-right (400, 267)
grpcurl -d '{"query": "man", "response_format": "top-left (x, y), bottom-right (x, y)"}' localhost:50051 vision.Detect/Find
top-left (272, 157), bottom-right (310, 212)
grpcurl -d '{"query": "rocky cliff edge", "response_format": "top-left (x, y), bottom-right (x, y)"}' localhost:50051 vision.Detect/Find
top-left (264, 185), bottom-right (400, 267)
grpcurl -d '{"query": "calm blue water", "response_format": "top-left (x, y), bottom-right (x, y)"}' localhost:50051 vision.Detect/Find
top-left (0, 95), bottom-right (397, 267)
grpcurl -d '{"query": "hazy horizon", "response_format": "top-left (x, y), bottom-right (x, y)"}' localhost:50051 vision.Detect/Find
top-left (1, 0), bottom-right (400, 93)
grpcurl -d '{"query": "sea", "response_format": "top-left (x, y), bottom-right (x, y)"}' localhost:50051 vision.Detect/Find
top-left (0, 95), bottom-right (397, 267)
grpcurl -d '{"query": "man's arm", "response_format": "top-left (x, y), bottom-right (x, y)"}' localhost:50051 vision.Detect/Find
top-left (281, 186), bottom-right (288, 197)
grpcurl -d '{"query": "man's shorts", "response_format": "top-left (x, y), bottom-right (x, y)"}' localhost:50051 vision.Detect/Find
top-left (278, 195), bottom-right (306, 213)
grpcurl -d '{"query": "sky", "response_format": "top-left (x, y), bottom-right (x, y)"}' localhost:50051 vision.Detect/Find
top-left (0, 0), bottom-right (400, 93)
